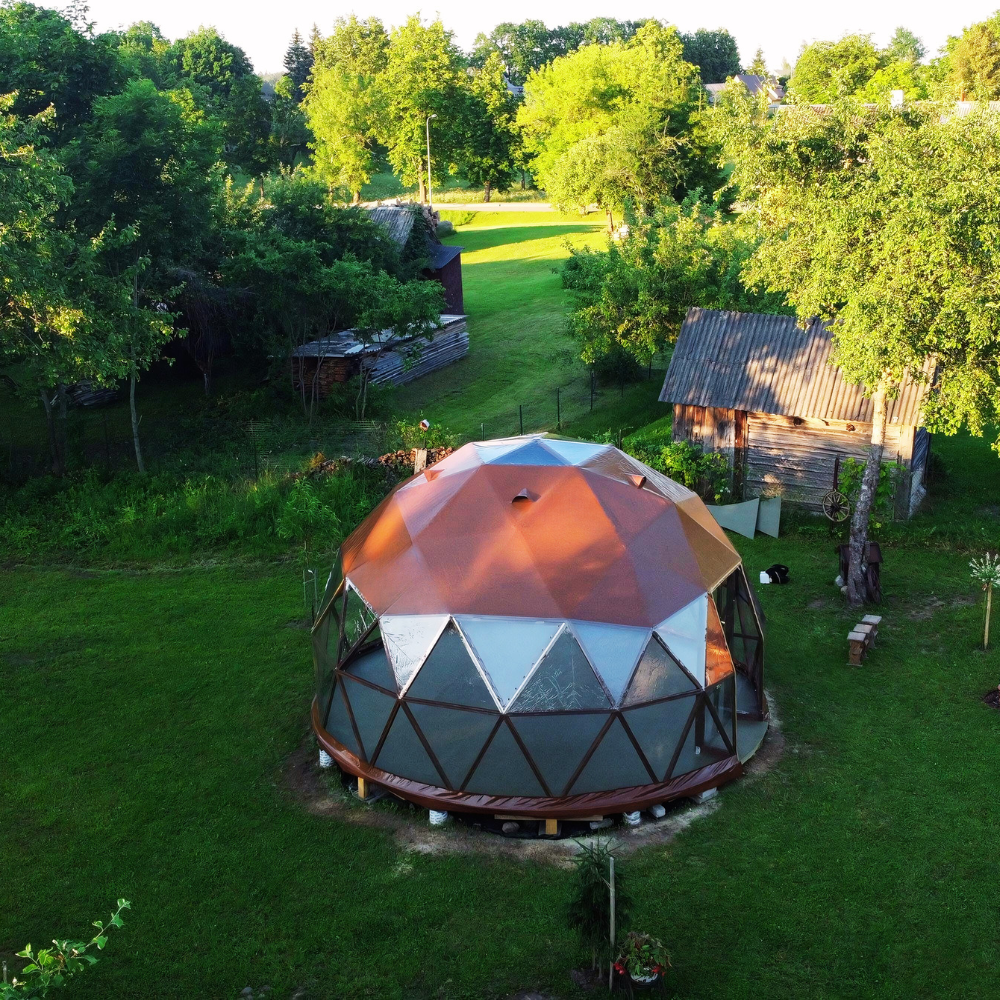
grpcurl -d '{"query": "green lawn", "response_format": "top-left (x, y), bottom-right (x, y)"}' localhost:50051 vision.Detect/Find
top-left (394, 211), bottom-right (626, 438)
top-left (3, 431), bottom-right (1000, 998)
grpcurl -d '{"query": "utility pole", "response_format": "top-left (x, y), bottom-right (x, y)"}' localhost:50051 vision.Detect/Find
top-left (426, 114), bottom-right (438, 206)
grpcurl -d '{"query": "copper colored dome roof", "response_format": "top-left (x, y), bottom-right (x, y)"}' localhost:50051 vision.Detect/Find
top-left (340, 436), bottom-right (740, 629)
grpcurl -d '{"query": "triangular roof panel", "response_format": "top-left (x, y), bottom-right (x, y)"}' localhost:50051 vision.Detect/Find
top-left (570, 622), bottom-right (650, 706)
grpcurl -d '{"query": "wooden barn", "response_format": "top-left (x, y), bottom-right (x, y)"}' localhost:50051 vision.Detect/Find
top-left (366, 205), bottom-right (464, 313)
top-left (291, 314), bottom-right (469, 398)
top-left (659, 308), bottom-right (933, 517)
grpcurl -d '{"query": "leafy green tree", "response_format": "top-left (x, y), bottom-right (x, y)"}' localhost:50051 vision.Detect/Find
top-left (283, 28), bottom-right (313, 100)
top-left (788, 34), bottom-right (884, 103)
top-left (379, 16), bottom-right (464, 202)
top-left (115, 21), bottom-right (173, 86)
top-left (518, 21), bottom-right (714, 215)
top-left (470, 20), bottom-right (560, 85)
top-left (167, 26), bottom-right (271, 173)
top-left (718, 97), bottom-right (1000, 604)
top-left (949, 14), bottom-right (1000, 100)
top-left (0, 1), bottom-right (125, 138)
top-left (679, 28), bottom-right (742, 83)
top-left (859, 60), bottom-right (927, 101)
top-left (886, 26), bottom-right (926, 64)
top-left (270, 74), bottom-right (309, 168)
top-left (452, 52), bottom-right (519, 201)
top-left (563, 197), bottom-right (787, 364)
top-left (311, 15), bottom-right (388, 74)
top-left (72, 78), bottom-right (220, 468)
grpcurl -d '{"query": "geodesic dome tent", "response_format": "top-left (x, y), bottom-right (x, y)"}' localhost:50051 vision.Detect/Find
top-left (312, 436), bottom-right (768, 818)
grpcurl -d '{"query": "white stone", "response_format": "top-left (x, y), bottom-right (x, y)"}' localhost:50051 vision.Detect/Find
top-left (429, 810), bottom-right (449, 827)
top-left (589, 818), bottom-right (613, 830)
top-left (318, 750), bottom-right (333, 769)
top-left (648, 804), bottom-right (666, 819)
top-left (623, 810), bottom-right (642, 826)
top-left (692, 788), bottom-right (718, 805)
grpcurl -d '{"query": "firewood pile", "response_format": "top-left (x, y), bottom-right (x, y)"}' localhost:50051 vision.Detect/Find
top-left (377, 446), bottom-right (454, 471)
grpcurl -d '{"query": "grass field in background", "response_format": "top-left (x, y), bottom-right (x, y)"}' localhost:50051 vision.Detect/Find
top-left (361, 170), bottom-right (548, 203)
top-left (3, 430), bottom-right (1000, 998)
top-left (393, 211), bottom-right (618, 437)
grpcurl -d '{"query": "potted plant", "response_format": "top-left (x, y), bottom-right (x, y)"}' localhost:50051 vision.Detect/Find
top-left (614, 931), bottom-right (671, 986)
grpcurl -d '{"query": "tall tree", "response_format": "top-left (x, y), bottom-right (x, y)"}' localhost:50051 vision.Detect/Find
top-left (949, 14), bottom-right (1000, 100)
top-left (680, 28), bottom-right (741, 83)
top-left (746, 48), bottom-right (768, 77)
top-left (0, 2), bottom-right (124, 139)
top-left (718, 96), bottom-right (1000, 604)
top-left (452, 51), bottom-right (519, 201)
top-left (283, 28), bottom-right (313, 100)
top-left (379, 16), bottom-right (463, 202)
top-left (886, 26), bottom-right (925, 64)
top-left (72, 78), bottom-right (220, 468)
top-left (518, 21), bottom-right (715, 216)
top-left (788, 34), bottom-right (884, 103)
top-left (304, 17), bottom-right (389, 202)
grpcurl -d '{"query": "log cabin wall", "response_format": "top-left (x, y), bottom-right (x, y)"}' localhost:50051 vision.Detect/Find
top-left (672, 404), bottom-right (737, 463)
top-left (742, 411), bottom-right (913, 511)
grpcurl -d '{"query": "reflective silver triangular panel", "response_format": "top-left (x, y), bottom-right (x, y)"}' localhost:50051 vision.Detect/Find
top-left (654, 594), bottom-right (708, 686)
top-left (456, 616), bottom-right (562, 708)
top-left (380, 614), bottom-right (449, 693)
top-left (570, 621), bottom-right (651, 706)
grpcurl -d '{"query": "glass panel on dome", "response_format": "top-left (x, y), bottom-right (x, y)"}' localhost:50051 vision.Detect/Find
top-left (373, 708), bottom-right (444, 787)
top-left (380, 615), bottom-right (449, 692)
top-left (623, 696), bottom-right (698, 782)
top-left (456, 617), bottom-right (562, 707)
top-left (512, 713), bottom-right (608, 797)
top-left (623, 637), bottom-right (697, 706)
top-left (343, 586), bottom-right (377, 650)
top-left (540, 440), bottom-right (609, 465)
top-left (509, 628), bottom-right (610, 713)
top-left (313, 614), bottom-right (337, 719)
top-left (569, 718), bottom-right (653, 794)
top-left (325, 684), bottom-right (360, 758)
top-left (669, 707), bottom-right (703, 779)
top-left (342, 677), bottom-right (396, 761)
top-left (405, 623), bottom-right (497, 710)
top-left (655, 595), bottom-right (708, 686)
top-left (474, 439), bottom-right (528, 462)
top-left (345, 644), bottom-right (395, 691)
top-left (570, 622), bottom-right (650, 706)
top-left (485, 440), bottom-right (564, 466)
top-left (316, 557), bottom-right (344, 623)
top-left (704, 677), bottom-right (735, 756)
top-left (464, 721), bottom-right (545, 796)
top-left (408, 703), bottom-right (499, 789)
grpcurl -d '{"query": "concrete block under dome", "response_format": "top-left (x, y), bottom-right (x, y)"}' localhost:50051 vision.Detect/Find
top-left (311, 435), bottom-right (769, 821)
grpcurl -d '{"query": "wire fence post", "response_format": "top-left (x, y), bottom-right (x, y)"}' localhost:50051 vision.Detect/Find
top-left (519, 405), bottom-right (523, 435)
top-left (250, 420), bottom-right (259, 480)
top-left (481, 422), bottom-right (485, 441)
top-left (590, 370), bottom-right (595, 411)
top-left (556, 387), bottom-right (561, 430)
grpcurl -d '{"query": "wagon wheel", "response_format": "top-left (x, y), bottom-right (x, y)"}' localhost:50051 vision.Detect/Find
top-left (822, 489), bottom-right (851, 522)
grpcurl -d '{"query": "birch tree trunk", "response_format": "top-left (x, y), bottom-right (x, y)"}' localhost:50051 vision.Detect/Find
top-left (846, 382), bottom-right (889, 607)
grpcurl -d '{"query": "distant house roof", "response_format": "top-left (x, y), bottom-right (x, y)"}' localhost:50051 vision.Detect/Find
top-left (291, 314), bottom-right (467, 359)
top-left (427, 243), bottom-right (462, 270)
top-left (705, 75), bottom-right (784, 104)
top-left (659, 308), bottom-right (932, 426)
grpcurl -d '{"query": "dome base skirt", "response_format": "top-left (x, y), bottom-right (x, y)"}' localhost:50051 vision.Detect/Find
top-left (312, 700), bottom-right (742, 820)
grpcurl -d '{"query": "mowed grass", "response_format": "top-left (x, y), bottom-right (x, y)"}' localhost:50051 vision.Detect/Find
top-left (3, 433), bottom-right (1000, 998)
top-left (394, 212), bottom-right (612, 438)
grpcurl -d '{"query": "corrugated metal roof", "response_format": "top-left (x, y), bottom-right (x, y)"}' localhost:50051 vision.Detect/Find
top-left (366, 206), bottom-right (417, 247)
top-left (291, 314), bottom-right (466, 359)
top-left (659, 308), bottom-right (931, 426)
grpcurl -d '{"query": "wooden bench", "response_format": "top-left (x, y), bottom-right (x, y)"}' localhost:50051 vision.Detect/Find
top-left (848, 615), bottom-right (882, 665)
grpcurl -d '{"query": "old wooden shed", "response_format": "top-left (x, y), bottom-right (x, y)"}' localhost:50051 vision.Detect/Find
top-left (659, 308), bottom-right (932, 517)
top-left (366, 205), bottom-right (464, 314)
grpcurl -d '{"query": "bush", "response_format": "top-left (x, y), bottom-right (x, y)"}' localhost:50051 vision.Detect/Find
top-left (623, 437), bottom-right (731, 502)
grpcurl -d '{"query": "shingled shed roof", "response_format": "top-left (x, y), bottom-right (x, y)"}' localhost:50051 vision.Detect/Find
top-left (366, 206), bottom-right (417, 247)
top-left (659, 308), bottom-right (932, 426)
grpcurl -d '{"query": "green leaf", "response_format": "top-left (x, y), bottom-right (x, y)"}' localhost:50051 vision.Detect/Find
top-left (95, 935), bottom-right (108, 949)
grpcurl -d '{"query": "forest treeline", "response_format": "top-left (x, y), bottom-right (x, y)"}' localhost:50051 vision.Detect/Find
top-left (4, 0), bottom-right (1000, 487)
